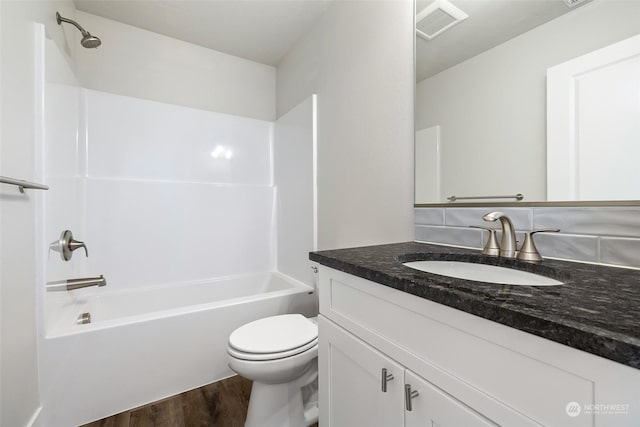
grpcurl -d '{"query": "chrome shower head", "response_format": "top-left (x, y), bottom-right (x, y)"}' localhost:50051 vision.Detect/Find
top-left (81, 34), bottom-right (102, 49)
top-left (56, 12), bottom-right (102, 49)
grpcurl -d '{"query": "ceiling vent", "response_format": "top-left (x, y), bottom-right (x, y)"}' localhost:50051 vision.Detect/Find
top-left (416, 0), bottom-right (468, 41)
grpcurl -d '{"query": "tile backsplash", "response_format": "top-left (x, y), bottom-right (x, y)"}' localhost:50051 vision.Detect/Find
top-left (415, 207), bottom-right (640, 269)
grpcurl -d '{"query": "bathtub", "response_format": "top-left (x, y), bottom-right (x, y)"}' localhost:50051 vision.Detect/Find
top-left (39, 272), bottom-right (316, 427)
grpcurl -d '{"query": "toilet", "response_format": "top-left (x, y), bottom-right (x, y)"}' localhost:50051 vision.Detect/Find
top-left (227, 314), bottom-right (319, 427)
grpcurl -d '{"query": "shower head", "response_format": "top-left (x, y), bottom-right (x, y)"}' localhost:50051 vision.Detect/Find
top-left (81, 34), bottom-right (102, 49)
top-left (56, 12), bottom-right (102, 49)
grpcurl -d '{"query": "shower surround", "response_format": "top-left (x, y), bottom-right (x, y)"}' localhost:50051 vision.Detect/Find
top-left (38, 31), bottom-right (315, 426)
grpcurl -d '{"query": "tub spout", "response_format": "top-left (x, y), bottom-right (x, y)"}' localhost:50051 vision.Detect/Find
top-left (47, 275), bottom-right (107, 292)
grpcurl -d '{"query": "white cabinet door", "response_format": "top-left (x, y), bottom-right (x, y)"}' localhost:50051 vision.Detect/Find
top-left (319, 315), bottom-right (404, 427)
top-left (405, 370), bottom-right (499, 427)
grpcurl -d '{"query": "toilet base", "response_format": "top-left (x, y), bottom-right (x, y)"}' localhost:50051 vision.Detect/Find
top-left (244, 362), bottom-right (318, 427)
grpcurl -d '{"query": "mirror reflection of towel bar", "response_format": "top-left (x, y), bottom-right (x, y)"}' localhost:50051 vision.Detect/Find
top-left (447, 193), bottom-right (524, 202)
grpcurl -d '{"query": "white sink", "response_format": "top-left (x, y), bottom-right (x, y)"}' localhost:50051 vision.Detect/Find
top-left (402, 260), bottom-right (563, 286)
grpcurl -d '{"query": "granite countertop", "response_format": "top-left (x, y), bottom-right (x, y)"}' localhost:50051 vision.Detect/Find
top-left (309, 241), bottom-right (640, 369)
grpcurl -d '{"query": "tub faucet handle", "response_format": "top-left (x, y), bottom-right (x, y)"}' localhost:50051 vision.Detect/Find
top-left (51, 230), bottom-right (88, 261)
top-left (68, 238), bottom-right (88, 257)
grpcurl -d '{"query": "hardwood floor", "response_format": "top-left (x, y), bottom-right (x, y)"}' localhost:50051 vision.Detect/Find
top-left (81, 375), bottom-right (319, 427)
top-left (82, 375), bottom-right (251, 427)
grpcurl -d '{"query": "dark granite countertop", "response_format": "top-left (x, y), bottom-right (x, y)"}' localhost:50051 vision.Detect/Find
top-left (309, 242), bottom-right (640, 369)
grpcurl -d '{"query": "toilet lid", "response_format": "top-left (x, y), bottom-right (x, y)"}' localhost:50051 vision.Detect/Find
top-left (228, 338), bottom-right (318, 361)
top-left (229, 314), bottom-right (318, 354)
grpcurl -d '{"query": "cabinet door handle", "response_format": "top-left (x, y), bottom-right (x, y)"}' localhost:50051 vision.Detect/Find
top-left (405, 384), bottom-right (419, 411)
top-left (381, 368), bottom-right (395, 392)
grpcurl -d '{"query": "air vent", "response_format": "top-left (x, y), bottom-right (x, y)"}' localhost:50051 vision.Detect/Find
top-left (416, 0), bottom-right (468, 41)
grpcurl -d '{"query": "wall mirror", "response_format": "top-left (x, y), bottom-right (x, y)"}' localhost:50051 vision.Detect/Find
top-left (414, 0), bottom-right (640, 206)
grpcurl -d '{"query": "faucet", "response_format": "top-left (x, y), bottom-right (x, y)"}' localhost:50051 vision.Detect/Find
top-left (482, 211), bottom-right (517, 258)
top-left (46, 275), bottom-right (107, 292)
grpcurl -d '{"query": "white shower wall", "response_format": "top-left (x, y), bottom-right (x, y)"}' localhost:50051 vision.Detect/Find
top-left (44, 87), bottom-right (278, 322)
top-left (274, 95), bottom-right (317, 286)
top-left (42, 32), bottom-right (87, 337)
top-left (84, 90), bottom-right (273, 184)
top-left (80, 90), bottom-right (275, 289)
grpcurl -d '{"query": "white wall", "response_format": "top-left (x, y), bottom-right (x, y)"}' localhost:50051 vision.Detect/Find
top-left (0, 2), bottom-right (77, 426)
top-left (416, 0), bottom-right (640, 202)
top-left (274, 95), bottom-right (316, 285)
top-left (277, 0), bottom-right (415, 250)
top-left (76, 11), bottom-right (276, 121)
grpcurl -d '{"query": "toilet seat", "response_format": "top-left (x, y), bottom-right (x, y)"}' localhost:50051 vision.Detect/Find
top-left (228, 338), bottom-right (318, 361)
top-left (228, 314), bottom-right (318, 354)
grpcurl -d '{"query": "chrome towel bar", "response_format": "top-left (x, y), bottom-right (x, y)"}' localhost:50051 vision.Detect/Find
top-left (0, 176), bottom-right (49, 193)
top-left (447, 193), bottom-right (523, 202)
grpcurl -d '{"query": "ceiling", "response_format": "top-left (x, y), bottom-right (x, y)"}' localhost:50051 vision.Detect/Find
top-left (74, 0), bottom-right (332, 66)
top-left (416, 0), bottom-right (575, 81)
top-left (75, 0), bottom-right (580, 80)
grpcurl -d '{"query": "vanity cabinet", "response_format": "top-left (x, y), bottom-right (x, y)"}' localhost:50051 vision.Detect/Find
top-left (321, 316), bottom-right (498, 427)
top-left (405, 370), bottom-right (497, 427)
top-left (320, 316), bottom-right (404, 427)
top-left (318, 267), bottom-right (640, 427)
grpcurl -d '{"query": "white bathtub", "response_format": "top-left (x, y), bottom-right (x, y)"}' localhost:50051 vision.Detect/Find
top-left (40, 272), bottom-right (316, 427)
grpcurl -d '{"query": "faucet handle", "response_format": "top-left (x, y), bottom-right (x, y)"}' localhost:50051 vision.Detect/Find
top-left (51, 230), bottom-right (89, 261)
top-left (470, 225), bottom-right (500, 256)
top-left (516, 229), bottom-right (560, 262)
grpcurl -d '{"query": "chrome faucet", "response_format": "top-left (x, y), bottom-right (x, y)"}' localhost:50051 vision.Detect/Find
top-left (46, 275), bottom-right (107, 292)
top-left (482, 211), bottom-right (517, 258)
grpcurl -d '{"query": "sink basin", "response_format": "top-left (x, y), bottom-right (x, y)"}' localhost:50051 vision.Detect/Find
top-left (402, 260), bottom-right (563, 286)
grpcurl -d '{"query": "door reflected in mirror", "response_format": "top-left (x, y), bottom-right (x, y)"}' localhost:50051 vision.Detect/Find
top-left (415, 0), bottom-right (640, 204)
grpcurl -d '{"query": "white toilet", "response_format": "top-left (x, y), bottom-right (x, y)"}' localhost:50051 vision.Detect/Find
top-left (227, 314), bottom-right (319, 427)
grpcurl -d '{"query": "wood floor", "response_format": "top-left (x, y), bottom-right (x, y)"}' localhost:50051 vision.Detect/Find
top-left (82, 375), bottom-right (252, 427)
top-left (81, 375), bottom-right (319, 427)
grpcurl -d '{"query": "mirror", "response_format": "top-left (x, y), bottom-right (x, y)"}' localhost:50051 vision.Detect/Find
top-left (414, 0), bottom-right (640, 205)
